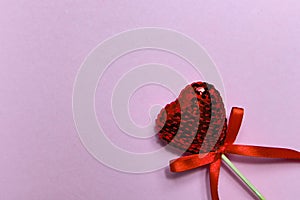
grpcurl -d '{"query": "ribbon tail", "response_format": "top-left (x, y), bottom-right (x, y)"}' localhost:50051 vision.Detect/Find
top-left (226, 144), bottom-right (300, 159)
top-left (209, 155), bottom-right (221, 200)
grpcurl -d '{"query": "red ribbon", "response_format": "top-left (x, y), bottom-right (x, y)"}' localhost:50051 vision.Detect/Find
top-left (169, 107), bottom-right (300, 200)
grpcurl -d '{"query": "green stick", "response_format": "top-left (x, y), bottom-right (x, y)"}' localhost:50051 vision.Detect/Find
top-left (221, 154), bottom-right (266, 200)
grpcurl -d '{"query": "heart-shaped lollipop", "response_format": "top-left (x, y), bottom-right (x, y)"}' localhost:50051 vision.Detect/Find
top-left (155, 81), bottom-right (227, 154)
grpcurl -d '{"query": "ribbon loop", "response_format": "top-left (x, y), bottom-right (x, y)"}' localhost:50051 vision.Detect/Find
top-left (224, 107), bottom-right (244, 145)
top-left (170, 153), bottom-right (216, 172)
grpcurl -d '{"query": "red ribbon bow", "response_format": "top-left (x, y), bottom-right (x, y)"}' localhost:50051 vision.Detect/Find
top-left (169, 107), bottom-right (300, 200)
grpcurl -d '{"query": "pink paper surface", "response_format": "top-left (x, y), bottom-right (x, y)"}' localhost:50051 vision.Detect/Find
top-left (1, 1), bottom-right (299, 199)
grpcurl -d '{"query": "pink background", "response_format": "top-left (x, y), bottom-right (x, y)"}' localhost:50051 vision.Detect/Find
top-left (1, 1), bottom-right (300, 199)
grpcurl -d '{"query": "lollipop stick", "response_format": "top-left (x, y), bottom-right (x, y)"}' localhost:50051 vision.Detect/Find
top-left (221, 154), bottom-right (266, 200)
